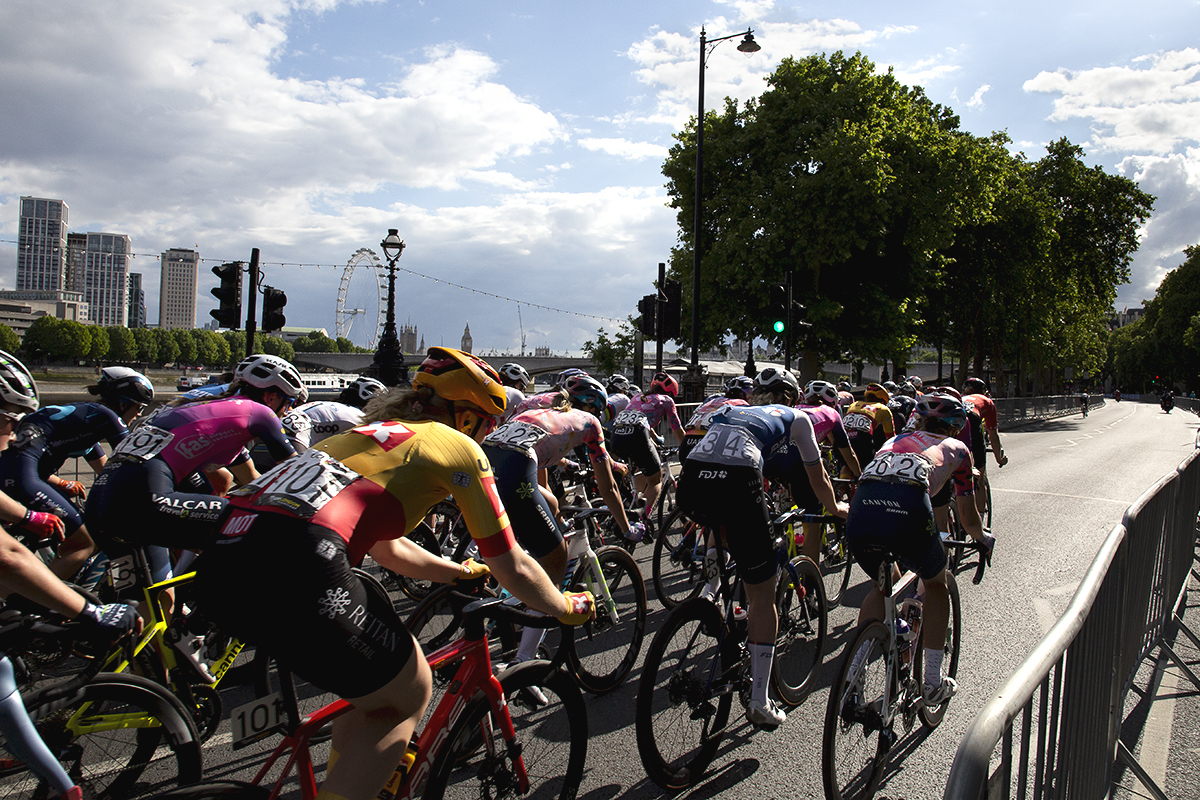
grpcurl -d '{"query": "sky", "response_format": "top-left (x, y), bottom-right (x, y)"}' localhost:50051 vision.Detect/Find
top-left (2, 0), bottom-right (1198, 356)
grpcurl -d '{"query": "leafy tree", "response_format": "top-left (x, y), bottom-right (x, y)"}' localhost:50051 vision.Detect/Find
top-left (87, 325), bottom-right (109, 362)
top-left (155, 327), bottom-right (180, 365)
top-left (133, 327), bottom-right (158, 364)
top-left (1131, 245), bottom-right (1200, 390)
top-left (56, 321), bottom-right (91, 360)
top-left (262, 336), bottom-right (294, 362)
top-left (222, 330), bottom-right (246, 364)
top-left (207, 330), bottom-right (232, 366)
top-left (20, 316), bottom-right (59, 362)
top-left (336, 336), bottom-right (359, 354)
top-left (173, 329), bottom-right (198, 365)
top-left (582, 319), bottom-right (639, 377)
top-left (0, 324), bottom-right (18, 354)
top-left (191, 329), bottom-right (220, 366)
top-left (294, 331), bottom-right (338, 353)
top-left (106, 326), bottom-right (137, 362)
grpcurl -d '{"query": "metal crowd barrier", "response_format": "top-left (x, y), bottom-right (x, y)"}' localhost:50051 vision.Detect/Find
top-left (993, 395), bottom-right (1105, 429)
top-left (944, 448), bottom-right (1200, 799)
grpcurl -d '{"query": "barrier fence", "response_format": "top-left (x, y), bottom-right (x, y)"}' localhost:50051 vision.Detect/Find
top-left (944, 447), bottom-right (1200, 799)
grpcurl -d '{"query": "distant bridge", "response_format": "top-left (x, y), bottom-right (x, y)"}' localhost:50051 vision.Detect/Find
top-left (291, 351), bottom-right (597, 378)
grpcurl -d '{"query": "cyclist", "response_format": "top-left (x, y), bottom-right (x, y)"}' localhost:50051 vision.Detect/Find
top-left (961, 377), bottom-right (1007, 518)
top-left (678, 376), bottom-right (752, 461)
top-left (498, 362), bottom-right (532, 422)
top-left (281, 376), bottom-right (387, 455)
top-left (677, 373), bottom-right (848, 729)
top-left (794, 378), bottom-right (861, 564)
top-left (81, 353), bottom-right (303, 587)
top-left (841, 382), bottom-right (895, 475)
top-left (195, 347), bottom-right (594, 800)
top-left (482, 372), bottom-right (639, 667)
top-left (2, 366), bottom-right (153, 580)
top-left (889, 381), bottom-right (919, 430)
top-left (606, 374), bottom-right (633, 417)
top-left (836, 381), bottom-right (855, 412)
top-left (607, 372), bottom-right (686, 533)
top-left (0, 353), bottom-right (62, 545)
top-left (845, 392), bottom-right (987, 705)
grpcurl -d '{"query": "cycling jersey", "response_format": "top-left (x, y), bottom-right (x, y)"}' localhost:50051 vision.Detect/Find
top-left (887, 396), bottom-right (917, 431)
top-left (607, 392), bottom-right (631, 416)
top-left (694, 404), bottom-right (822, 472)
top-left (795, 403), bottom-right (851, 450)
top-left (500, 386), bottom-right (526, 422)
top-left (859, 430), bottom-right (974, 499)
top-left (0, 402), bottom-right (129, 530)
top-left (679, 395), bottom-right (748, 461)
top-left (508, 391), bottom-right (557, 418)
top-left (223, 419), bottom-right (518, 566)
top-left (842, 400), bottom-right (895, 467)
top-left (611, 393), bottom-right (684, 440)
top-left (483, 408), bottom-right (609, 468)
top-left (963, 393), bottom-right (998, 431)
top-left (282, 400), bottom-right (363, 453)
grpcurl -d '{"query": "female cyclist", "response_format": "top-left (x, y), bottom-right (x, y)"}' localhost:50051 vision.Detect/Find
top-left (607, 371), bottom-right (686, 533)
top-left (0, 366), bottom-right (153, 580)
top-left (195, 347), bottom-right (594, 800)
top-left (82, 353), bottom-right (304, 586)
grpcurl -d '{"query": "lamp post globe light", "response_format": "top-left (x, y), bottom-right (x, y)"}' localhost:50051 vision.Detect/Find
top-left (687, 26), bottom-right (759, 401)
top-left (371, 228), bottom-right (409, 387)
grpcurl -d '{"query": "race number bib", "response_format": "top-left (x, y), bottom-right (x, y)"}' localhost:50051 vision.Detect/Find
top-left (685, 406), bottom-right (725, 432)
top-left (843, 412), bottom-right (873, 434)
top-left (862, 451), bottom-right (932, 488)
top-left (230, 449), bottom-right (361, 517)
top-left (690, 424), bottom-right (760, 468)
top-left (483, 420), bottom-right (548, 457)
top-left (612, 408), bottom-right (648, 435)
top-left (111, 425), bottom-right (174, 462)
top-left (282, 409), bottom-right (312, 436)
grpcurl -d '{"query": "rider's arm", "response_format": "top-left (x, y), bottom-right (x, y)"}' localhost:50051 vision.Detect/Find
top-left (368, 537), bottom-right (465, 584)
top-left (986, 427), bottom-right (1007, 467)
top-left (228, 460), bottom-right (259, 486)
top-left (790, 413), bottom-right (848, 518)
top-left (837, 445), bottom-right (862, 479)
top-left (955, 494), bottom-right (984, 541)
top-left (591, 453), bottom-right (632, 534)
top-left (804, 462), bottom-right (848, 519)
top-left (483, 546), bottom-right (578, 619)
top-left (0, 529), bottom-right (86, 617)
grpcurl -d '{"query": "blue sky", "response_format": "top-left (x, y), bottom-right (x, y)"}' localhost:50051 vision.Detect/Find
top-left (2, 0), bottom-right (1198, 356)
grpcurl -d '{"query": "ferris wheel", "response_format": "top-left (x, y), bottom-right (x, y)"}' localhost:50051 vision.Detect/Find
top-left (335, 248), bottom-right (385, 349)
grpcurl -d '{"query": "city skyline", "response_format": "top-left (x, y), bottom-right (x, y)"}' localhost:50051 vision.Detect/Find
top-left (2, 1), bottom-right (1198, 352)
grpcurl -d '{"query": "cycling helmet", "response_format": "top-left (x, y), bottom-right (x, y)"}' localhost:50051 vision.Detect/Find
top-left (563, 374), bottom-right (608, 417)
top-left (907, 375), bottom-right (923, 390)
top-left (936, 386), bottom-right (963, 401)
top-left (755, 368), bottom-right (801, 403)
top-left (413, 347), bottom-right (507, 418)
top-left (649, 372), bottom-right (680, 398)
top-left (863, 383), bottom-right (890, 404)
top-left (725, 376), bottom-right (754, 400)
top-left (0, 350), bottom-right (38, 414)
top-left (556, 368), bottom-right (587, 386)
top-left (963, 377), bottom-right (988, 395)
top-left (606, 374), bottom-right (631, 395)
top-left (499, 362), bottom-right (531, 390)
top-left (96, 366), bottom-right (154, 405)
top-left (882, 381), bottom-right (898, 394)
top-left (898, 381), bottom-right (916, 397)
top-left (234, 354), bottom-right (305, 399)
top-left (915, 393), bottom-right (968, 430)
top-left (339, 376), bottom-right (387, 409)
top-left (803, 380), bottom-right (839, 407)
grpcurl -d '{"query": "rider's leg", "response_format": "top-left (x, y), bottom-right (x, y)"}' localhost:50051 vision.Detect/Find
top-left (0, 656), bottom-right (75, 796)
top-left (920, 570), bottom-right (951, 689)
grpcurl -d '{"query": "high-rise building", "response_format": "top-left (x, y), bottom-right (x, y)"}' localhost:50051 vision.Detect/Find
top-left (82, 232), bottom-right (130, 327)
top-left (65, 231), bottom-right (87, 293)
top-left (127, 272), bottom-right (146, 328)
top-left (16, 197), bottom-right (68, 292)
top-left (159, 248), bottom-right (198, 330)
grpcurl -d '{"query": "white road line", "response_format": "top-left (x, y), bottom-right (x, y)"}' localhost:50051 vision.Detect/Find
top-left (991, 487), bottom-right (1130, 505)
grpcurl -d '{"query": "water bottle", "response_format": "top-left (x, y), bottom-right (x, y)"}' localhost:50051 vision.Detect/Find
top-left (898, 598), bottom-right (923, 663)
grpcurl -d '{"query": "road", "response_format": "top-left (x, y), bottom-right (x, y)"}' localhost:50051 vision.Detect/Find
top-left (116, 398), bottom-right (1198, 798)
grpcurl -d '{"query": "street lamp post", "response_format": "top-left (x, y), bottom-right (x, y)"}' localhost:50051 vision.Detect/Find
top-left (371, 228), bottom-right (409, 386)
top-left (687, 26), bottom-right (759, 401)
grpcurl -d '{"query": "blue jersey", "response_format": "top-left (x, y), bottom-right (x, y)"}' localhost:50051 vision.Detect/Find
top-left (695, 404), bottom-right (822, 476)
top-left (1, 402), bottom-right (128, 477)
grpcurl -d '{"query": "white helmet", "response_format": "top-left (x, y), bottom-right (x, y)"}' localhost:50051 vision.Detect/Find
top-left (339, 376), bottom-right (387, 408)
top-left (499, 363), bottom-right (531, 390)
top-left (0, 350), bottom-right (38, 414)
top-left (803, 380), bottom-right (839, 407)
top-left (234, 354), bottom-right (305, 399)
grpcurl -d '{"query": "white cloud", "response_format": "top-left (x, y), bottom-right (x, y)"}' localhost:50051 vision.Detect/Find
top-left (578, 138), bottom-right (670, 161)
top-left (965, 83), bottom-right (991, 110)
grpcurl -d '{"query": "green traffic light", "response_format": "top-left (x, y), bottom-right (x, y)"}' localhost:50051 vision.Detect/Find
top-left (773, 320), bottom-right (786, 333)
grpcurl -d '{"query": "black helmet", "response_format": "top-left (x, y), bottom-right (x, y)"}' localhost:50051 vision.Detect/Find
top-left (95, 366), bottom-right (154, 405)
top-left (338, 376), bottom-right (386, 409)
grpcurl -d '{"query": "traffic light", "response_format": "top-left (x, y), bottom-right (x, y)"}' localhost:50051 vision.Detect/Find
top-left (210, 262), bottom-right (243, 329)
top-left (791, 301), bottom-right (811, 331)
top-left (661, 278), bottom-right (682, 339)
top-left (638, 294), bottom-right (657, 339)
top-left (770, 284), bottom-right (788, 334)
top-left (261, 286), bottom-right (287, 332)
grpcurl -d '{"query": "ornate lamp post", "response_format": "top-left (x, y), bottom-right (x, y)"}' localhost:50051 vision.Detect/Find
top-left (686, 26), bottom-right (760, 401)
top-left (371, 228), bottom-right (409, 386)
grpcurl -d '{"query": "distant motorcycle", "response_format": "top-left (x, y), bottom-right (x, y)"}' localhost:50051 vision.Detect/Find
top-left (1161, 395), bottom-right (1174, 413)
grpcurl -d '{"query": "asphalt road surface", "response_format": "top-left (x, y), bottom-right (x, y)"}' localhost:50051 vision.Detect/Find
top-left (63, 397), bottom-right (1199, 799)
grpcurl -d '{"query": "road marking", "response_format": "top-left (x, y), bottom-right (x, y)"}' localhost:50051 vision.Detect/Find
top-left (992, 487), bottom-right (1129, 505)
top-left (1032, 581), bottom-right (1079, 635)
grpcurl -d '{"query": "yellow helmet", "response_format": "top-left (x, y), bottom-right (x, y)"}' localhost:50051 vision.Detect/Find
top-left (413, 347), bottom-right (507, 420)
top-left (863, 383), bottom-right (890, 404)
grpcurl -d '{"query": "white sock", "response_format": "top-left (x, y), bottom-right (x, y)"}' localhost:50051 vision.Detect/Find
top-left (924, 647), bottom-right (944, 687)
top-left (515, 624), bottom-right (545, 663)
top-left (749, 641), bottom-right (775, 705)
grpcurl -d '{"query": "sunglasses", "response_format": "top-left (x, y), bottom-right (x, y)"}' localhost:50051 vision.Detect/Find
top-left (0, 410), bottom-right (25, 426)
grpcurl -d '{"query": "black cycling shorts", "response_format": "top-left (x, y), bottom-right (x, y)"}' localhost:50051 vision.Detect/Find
top-left (677, 460), bottom-right (777, 585)
top-left (196, 517), bottom-right (415, 699)
top-left (484, 446), bottom-right (562, 559)
top-left (608, 425), bottom-right (662, 479)
top-left (845, 480), bottom-right (946, 582)
top-left (0, 452), bottom-right (82, 532)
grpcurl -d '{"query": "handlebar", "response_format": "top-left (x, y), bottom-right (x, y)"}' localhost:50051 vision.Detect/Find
top-left (941, 536), bottom-right (990, 585)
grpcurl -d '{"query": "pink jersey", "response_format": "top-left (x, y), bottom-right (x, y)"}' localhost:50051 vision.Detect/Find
top-left (508, 391), bottom-right (557, 418)
top-left (621, 393), bottom-right (685, 439)
top-left (863, 430), bottom-right (974, 497)
top-left (684, 396), bottom-right (748, 434)
top-left (795, 403), bottom-right (851, 448)
top-left (483, 407), bottom-right (609, 468)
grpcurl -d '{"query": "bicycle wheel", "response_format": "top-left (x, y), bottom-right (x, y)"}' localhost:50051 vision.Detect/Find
top-left (651, 509), bottom-right (704, 610)
top-left (773, 556), bottom-right (827, 706)
top-left (654, 468), bottom-right (677, 530)
top-left (635, 598), bottom-right (730, 792)
top-left (564, 545), bottom-right (646, 694)
top-left (817, 521), bottom-right (853, 607)
top-left (917, 572), bottom-right (962, 729)
top-left (406, 583), bottom-right (517, 663)
top-left (822, 621), bottom-right (891, 800)
top-left (424, 660), bottom-right (586, 800)
top-left (0, 672), bottom-right (203, 800)
top-left (392, 524), bottom-right (442, 602)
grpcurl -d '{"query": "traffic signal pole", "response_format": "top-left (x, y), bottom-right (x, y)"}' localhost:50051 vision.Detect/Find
top-left (245, 247), bottom-right (259, 357)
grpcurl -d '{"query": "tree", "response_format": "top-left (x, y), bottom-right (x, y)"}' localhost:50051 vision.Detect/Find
top-left (582, 320), bottom-right (639, 377)
top-left (133, 327), bottom-right (158, 364)
top-left (87, 325), bottom-right (109, 363)
top-left (173, 328), bottom-right (198, 365)
top-left (294, 331), bottom-right (338, 353)
top-left (155, 327), bottom-right (180, 365)
top-left (191, 329), bottom-right (219, 366)
top-left (106, 326), bottom-right (137, 362)
top-left (262, 336), bottom-right (294, 362)
top-left (20, 316), bottom-right (59, 362)
top-left (1130, 245), bottom-right (1200, 390)
top-left (0, 324), bottom-right (18, 354)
